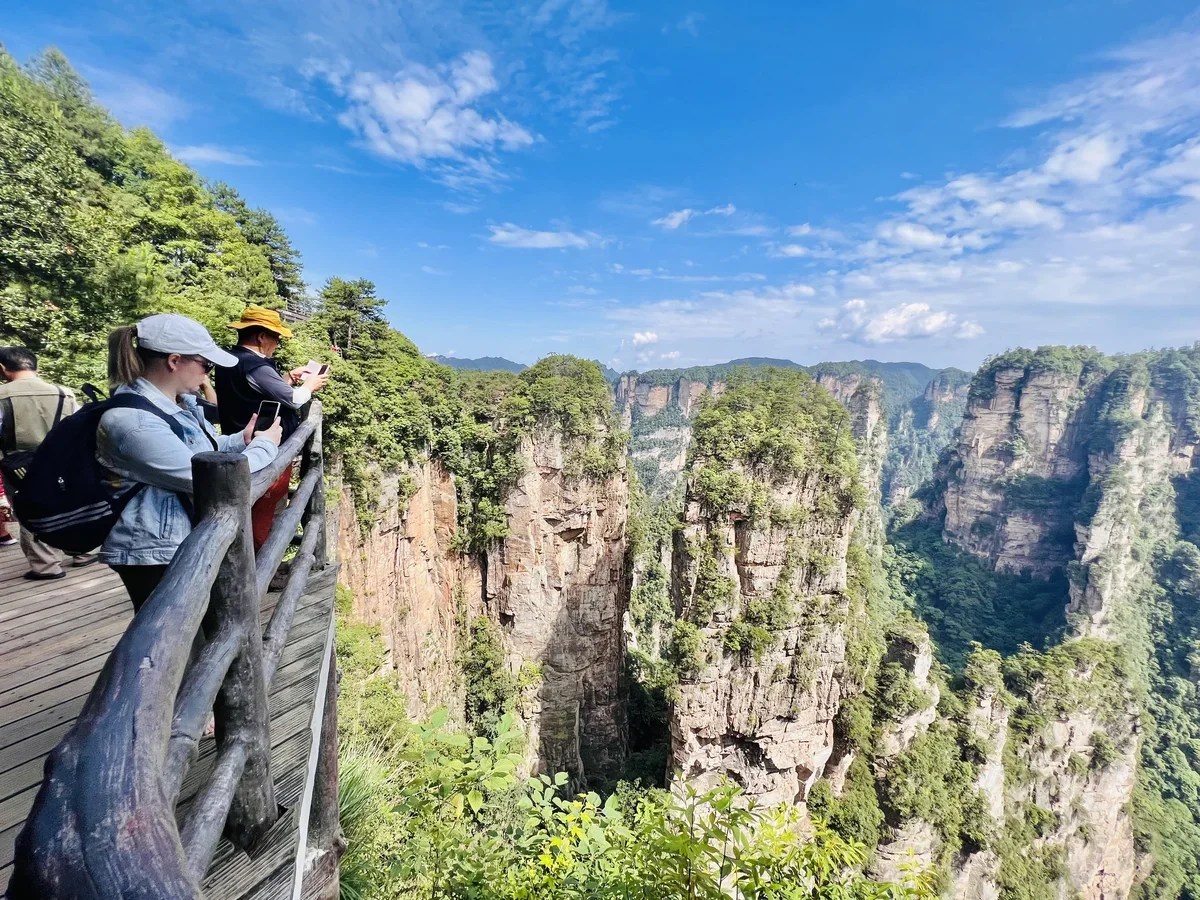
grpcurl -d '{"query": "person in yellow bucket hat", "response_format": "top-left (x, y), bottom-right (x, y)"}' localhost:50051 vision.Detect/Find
top-left (214, 306), bottom-right (329, 552)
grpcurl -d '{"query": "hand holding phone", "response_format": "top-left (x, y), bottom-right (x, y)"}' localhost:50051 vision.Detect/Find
top-left (254, 400), bottom-right (281, 432)
top-left (318, 363), bottom-right (330, 375)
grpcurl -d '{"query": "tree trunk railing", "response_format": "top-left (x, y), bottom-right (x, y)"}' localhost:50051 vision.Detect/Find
top-left (8, 402), bottom-right (336, 899)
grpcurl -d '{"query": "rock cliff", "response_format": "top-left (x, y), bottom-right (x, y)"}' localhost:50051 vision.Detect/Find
top-left (334, 371), bottom-right (630, 789)
top-left (941, 365), bottom-right (1095, 576)
top-left (923, 349), bottom-right (1200, 900)
top-left (667, 369), bottom-right (878, 807)
top-left (482, 428), bottom-right (629, 789)
top-left (335, 460), bottom-right (480, 719)
top-left (619, 362), bottom-right (968, 508)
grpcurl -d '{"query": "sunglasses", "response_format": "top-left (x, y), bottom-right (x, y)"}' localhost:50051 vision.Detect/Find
top-left (183, 355), bottom-right (216, 373)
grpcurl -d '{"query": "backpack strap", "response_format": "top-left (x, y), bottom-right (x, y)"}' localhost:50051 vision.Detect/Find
top-left (52, 388), bottom-right (66, 429)
top-left (106, 394), bottom-right (192, 444)
top-left (103, 394), bottom-right (199, 522)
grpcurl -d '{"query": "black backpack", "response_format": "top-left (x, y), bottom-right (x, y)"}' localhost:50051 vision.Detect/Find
top-left (1, 394), bottom-right (190, 555)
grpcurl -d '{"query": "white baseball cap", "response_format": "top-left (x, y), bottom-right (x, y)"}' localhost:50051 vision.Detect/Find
top-left (137, 314), bottom-right (238, 367)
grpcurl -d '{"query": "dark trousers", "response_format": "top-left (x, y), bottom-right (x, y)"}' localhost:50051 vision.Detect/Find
top-left (114, 564), bottom-right (170, 613)
top-left (113, 564), bottom-right (206, 662)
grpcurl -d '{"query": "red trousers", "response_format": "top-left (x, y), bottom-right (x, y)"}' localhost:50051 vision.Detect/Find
top-left (252, 462), bottom-right (292, 552)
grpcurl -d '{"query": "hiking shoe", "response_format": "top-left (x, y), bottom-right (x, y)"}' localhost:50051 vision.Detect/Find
top-left (24, 571), bottom-right (66, 580)
top-left (0, 536), bottom-right (15, 547)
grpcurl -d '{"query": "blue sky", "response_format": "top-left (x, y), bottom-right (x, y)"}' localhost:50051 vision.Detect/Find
top-left (7, 1), bottom-right (1200, 371)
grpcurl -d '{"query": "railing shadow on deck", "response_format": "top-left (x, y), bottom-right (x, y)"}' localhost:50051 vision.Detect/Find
top-left (7, 401), bottom-right (336, 899)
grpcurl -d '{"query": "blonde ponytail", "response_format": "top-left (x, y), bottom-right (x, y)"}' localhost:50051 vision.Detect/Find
top-left (107, 325), bottom-right (144, 389)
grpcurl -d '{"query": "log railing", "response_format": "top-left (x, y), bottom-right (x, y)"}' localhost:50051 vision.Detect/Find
top-left (8, 402), bottom-right (335, 899)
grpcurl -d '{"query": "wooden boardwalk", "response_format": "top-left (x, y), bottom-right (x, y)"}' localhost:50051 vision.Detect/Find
top-left (0, 527), bottom-right (338, 898)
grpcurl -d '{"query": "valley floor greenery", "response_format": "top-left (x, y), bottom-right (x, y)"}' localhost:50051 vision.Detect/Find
top-left (336, 585), bottom-right (937, 900)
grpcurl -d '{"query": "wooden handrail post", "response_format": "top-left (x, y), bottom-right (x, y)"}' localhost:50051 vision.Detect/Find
top-left (193, 452), bottom-right (278, 851)
top-left (302, 642), bottom-right (344, 899)
top-left (300, 405), bottom-right (327, 569)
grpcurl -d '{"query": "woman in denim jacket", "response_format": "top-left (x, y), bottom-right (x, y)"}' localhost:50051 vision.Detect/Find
top-left (97, 314), bottom-right (283, 610)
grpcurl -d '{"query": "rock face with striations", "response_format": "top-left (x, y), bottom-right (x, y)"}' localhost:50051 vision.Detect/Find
top-left (336, 461), bottom-right (481, 720)
top-left (668, 372), bottom-right (881, 806)
top-left (930, 350), bottom-right (1200, 900)
top-left (334, 431), bottom-right (630, 789)
top-left (941, 365), bottom-right (1094, 576)
top-left (484, 428), bottom-right (629, 789)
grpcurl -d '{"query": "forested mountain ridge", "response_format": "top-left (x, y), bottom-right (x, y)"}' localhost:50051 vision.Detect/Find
top-left (5, 44), bottom-right (1200, 900)
top-left (429, 355), bottom-right (527, 373)
top-left (616, 358), bottom-right (970, 501)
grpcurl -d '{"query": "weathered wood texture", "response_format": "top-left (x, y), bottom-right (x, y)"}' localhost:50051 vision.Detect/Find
top-left (0, 553), bottom-right (339, 899)
top-left (302, 643), bottom-right (343, 900)
top-left (9, 512), bottom-right (239, 899)
top-left (189, 453), bottom-right (277, 866)
top-left (1, 402), bottom-right (338, 900)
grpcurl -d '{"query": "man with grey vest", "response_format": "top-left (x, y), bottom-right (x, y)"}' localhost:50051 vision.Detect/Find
top-left (0, 347), bottom-right (97, 579)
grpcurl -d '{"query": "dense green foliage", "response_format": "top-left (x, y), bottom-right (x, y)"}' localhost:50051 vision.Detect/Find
top-left (687, 367), bottom-right (862, 518)
top-left (0, 47), bottom-right (290, 387)
top-left (1133, 534), bottom-right (1200, 900)
top-left (887, 521), bottom-right (1068, 670)
top-left (337, 584), bottom-right (935, 900)
top-left (883, 368), bottom-right (971, 502)
top-left (968, 346), bottom-right (1112, 405)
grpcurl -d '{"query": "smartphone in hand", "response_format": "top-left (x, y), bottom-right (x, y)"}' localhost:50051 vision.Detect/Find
top-left (254, 400), bottom-right (281, 432)
top-left (318, 363), bottom-right (330, 375)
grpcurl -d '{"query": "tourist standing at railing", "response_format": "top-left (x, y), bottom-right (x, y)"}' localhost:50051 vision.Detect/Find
top-left (99, 314), bottom-right (284, 610)
top-left (215, 306), bottom-right (329, 552)
top-left (0, 347), bottom-right (98, 579)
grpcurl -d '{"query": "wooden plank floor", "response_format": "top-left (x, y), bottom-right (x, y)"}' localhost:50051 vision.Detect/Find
top-left (0, 525), bottom-right (337, 899)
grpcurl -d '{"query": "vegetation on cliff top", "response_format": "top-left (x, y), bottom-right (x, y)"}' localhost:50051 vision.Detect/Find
top-left (687, 367), bottom-right (863, 518)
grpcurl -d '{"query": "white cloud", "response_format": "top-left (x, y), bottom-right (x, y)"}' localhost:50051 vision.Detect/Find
top-left (277, 207), bottom-right (318, 226)
top-left (569, 285), bottom-right (600, 294)
top-left (955, 321), bottom-right (985, 339)
top-left (421, 265), bottom-right (449, 275)
top-left (488, 223), bottom-right (594, 249)
top-left (632, 331), bottom-right (659, 345)
top-left (175, 144), bottom-right (260, 166)
top-left (598, 27), bottom-right (1200, 361)
top-left (772, 244), bottom-right (809, 258)
top-left (721, 225), bottom-right (776, 237)
top-left (978, 199), bottom-right (1064, 229)
top-left (319, 50), bottom-right (536, 187)
top-left (652, 208), bottom-right (697, 229)
top-left (85, 66), bottom-right (188, 131)
top-left (881, 221), bottom-right (946, 250)
top-left (661, 350), bottom-right (681, 360)
top-left (651, 203), bottom-right (739, 229)
top-left (612, 266), bottom-right (766, 283)
top-left (666, 12), bottom-right (704, 36)
top-left (443, 201), bottom-right (477, 215)
top-left (417, 241), bottom-right (451, 249)
top-left (819, 300), bottom-right (982, 344)
top-left (1042, 133), bottom-right (1124, 183)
